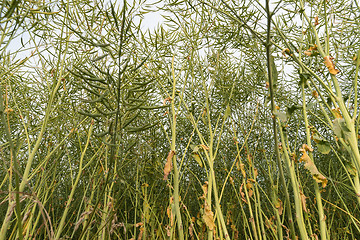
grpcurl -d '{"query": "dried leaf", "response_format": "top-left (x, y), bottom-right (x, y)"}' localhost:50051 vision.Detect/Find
top-left (304, 45), bottom-right (318, 56)
top-left (248, 188), bottom-right (253, 198)
top-left (332, 108), bottom-right (342, 119)
top-left (324, 56), bottom-right (340, 75)
top-left (229, 176), bottom-right (234, 185)
top-left (304, 50), bottom-right (312, 56)
top-left (163, 150), bottom-right (175, 180)
top-left (299, 145), bottom-right (327, 187)
top-left (203, 202), bottom-right (215, 230)
top-left (137, 226), bottom-right (144, 240)
top-left (301, 144), bottom-right (313, 152)
top-left (240, 183), bottom-right (247, 203)
top-left (246, 180), bottom-right (254, 198)
top-left (282, 48), bottom-right (291, 57)
top-left (300, 191), bottom-right (308, 213)
top-left (254, 168), bottom-right (258, 180)
top-left (4, 108), bottom-right (14, 114)
top-left (200, 144), bottom-right (209, 151)
top-left (275, 198), bottom-right (283, 215)
top-left (163, 97), bottom-right (173, 105)
top-left (239, 163), bottom-right (246, 178)
top-left (312, 90), bottom-right (318, 98)
top-left (248, 178), bottom-right (256, 183)
top-left (189, 223), bottom-right (194, 239)
top-left (166, 225), bottom-right (171, 236)
top-left (202, 182), bottom-right (208, 196)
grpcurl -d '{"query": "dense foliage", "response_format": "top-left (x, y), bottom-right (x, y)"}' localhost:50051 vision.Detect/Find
top-left (1, 0), bottom-right (360, 239)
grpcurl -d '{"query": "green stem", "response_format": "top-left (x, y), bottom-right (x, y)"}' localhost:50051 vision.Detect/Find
top-left (264, 1), bottom-right (297, 239)
top-left (170, 56), bottom-right (184, 240)
top-left (54, 121), bottom-right (94, 239)
top-left (0, 85), bottom-right (22, 240)
top-left (301, 82), bottom-right (328, 240)
top-left (278, 126), bottom-right (309, 240)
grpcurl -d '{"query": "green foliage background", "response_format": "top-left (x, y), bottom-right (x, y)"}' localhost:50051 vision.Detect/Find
top-left (1, 0), bottom-right (360, 239)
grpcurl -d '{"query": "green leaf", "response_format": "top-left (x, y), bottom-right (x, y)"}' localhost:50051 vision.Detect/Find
top-left (345, 161), bottom-right (357, 176)
top-left (270, 55), bottom-right (278, 89)
top-left (286, 105), bottom-right (301, 118)
top-left (192, 153), bottom-right (203, 167)
top-left (224, 105), bottom-right (231, 119)
top-left (92, 54), bottom-right (108, 62)
top-left (193, 145), bottom-right (199, 152)
top-left (333, 119), bottom-right (351, 140)
top-left (317, 140), bottom-right (331, 154)
top-left (306, 101), bottom-right (316, 110)
top-left (299, 72), bottom-right (311, 86)
top-left (274, 111), bottom-right (287, 122)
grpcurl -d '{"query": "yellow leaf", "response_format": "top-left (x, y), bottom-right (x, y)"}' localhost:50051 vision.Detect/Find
top-left (203, 202), bottom-right (215, 230)
top-left (324, 56), bottom-right (340, 75)
top-left (309, 45), bottom-right (317, 51)
top-left (192, 153), bottom-right (203, 167)
top-left (254, 168), bottom-right (258, 180)
top-left (166, 206), bottom-right (171, 218)
top-left (163, 150), bottom-right (175, 180)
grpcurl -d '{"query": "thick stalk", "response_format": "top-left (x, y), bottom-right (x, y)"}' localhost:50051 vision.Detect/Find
top-left (199, 61), bottom-right (230, 240)
top-left (170, 57), bottom-right (184, 240)
top-left (264, 1), bottom-right (296, 239)
top-left (299, 0), bottom-right (360, 180)
top-left (301, 83), bottom-right (328, 240)
top-left (278, 126), bottom-right (309, 240)
top-left (208, 160), bottom-right (230, 240)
